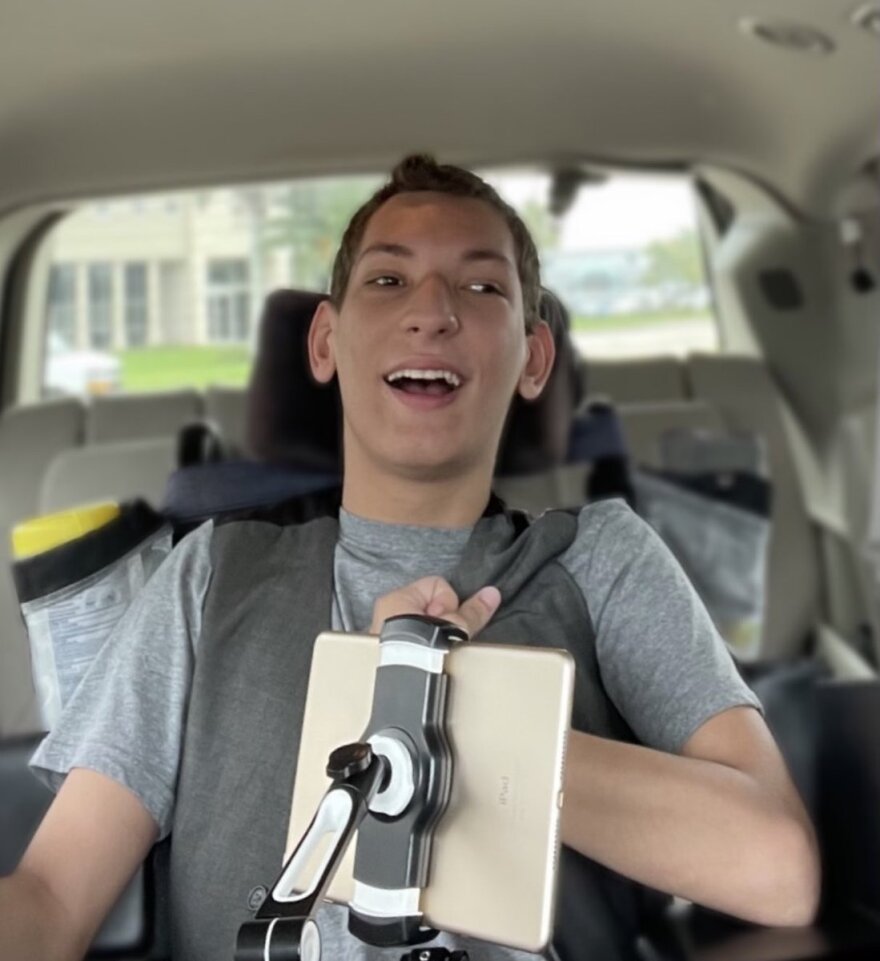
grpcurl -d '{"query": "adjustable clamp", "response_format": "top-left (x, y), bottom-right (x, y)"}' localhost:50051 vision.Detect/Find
top-left (235, 741), bottom-right (389, 961)
top-left (348, 614), bottom-right (463, 945)
top-left (235, 615), bottom-right (466, 961)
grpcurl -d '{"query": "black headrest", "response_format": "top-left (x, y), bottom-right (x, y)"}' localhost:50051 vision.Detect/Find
top-left (245, 287), bottom-right (585, 475)
top-left (245, 289), bottom-right (340, 471)
top-left (495, 288), bottom-right (584, 475)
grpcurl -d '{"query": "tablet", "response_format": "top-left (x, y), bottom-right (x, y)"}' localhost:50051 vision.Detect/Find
top-left (285, 631), bottom-right (574, 953)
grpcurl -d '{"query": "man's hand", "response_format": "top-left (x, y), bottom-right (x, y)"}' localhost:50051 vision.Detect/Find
top-left (369, 577), bottom-right (501, 639)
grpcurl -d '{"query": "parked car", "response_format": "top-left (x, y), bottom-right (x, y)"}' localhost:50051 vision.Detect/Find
top-left (44, 335), bottom-right (120, 398)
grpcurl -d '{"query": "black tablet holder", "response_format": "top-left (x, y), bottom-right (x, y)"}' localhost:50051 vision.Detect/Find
top-left (234, 614), bottom-right (470, 961)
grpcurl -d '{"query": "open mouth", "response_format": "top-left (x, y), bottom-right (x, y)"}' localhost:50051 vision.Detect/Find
top-left (383, 368), bottom-right (463, 398)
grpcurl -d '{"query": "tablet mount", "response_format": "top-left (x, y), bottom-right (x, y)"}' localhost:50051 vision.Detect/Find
top-left (235, 615), bottom-right (471, 961)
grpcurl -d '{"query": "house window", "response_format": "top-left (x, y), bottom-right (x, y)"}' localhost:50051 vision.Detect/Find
top-left (206, 258), bottom-right (251, 342)
top-left (47, 264), bottom-right (77, 349)
top-left (124, 262), bottom-right (148, 347)
top-left (88, 263), bottom-right (114, 349)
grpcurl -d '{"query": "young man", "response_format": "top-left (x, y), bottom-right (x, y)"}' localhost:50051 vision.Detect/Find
top-left (1, 156), bottom-right (819, 961)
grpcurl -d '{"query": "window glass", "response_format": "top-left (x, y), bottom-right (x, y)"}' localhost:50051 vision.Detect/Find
top-left (206, 258), bottom-right (251, 343)
top-left (39, 169), bottom-right (714, 397)
top-left (486, 171), bottom-right (717, 359)
top-left (47, 264), bottom-right (77, 349)
top-left (40, 178), bottom-right (379, 397)
top-left (124, 262), bottom-right (148, 348)
top-left (87, 263), bottom-right (114, 350)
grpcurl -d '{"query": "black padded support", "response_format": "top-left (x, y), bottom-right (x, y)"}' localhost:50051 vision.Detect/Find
top-left (497, 288), bottom-right (585, 476)
top-left (0, 734), bottom-right (51, 875)
top-left (244, 289), bottom-right (342, 471)
top-left (818, 680), bottom-right (880, 922)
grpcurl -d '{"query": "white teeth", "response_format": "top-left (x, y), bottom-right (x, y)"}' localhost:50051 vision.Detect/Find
top-left (386, 368), bottom-right (462, 388)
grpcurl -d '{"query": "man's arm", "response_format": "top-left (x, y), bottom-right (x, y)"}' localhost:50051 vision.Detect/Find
top-left (367, 575), bottom-right (820, 927)
top-left (560, 706), bottom-right (821, 927)
top-left (0, 768), bottom-right (158, 961)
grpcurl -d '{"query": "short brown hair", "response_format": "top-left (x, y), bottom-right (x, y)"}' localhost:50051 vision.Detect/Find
top-left (329, 155), bottom-right (542, 331)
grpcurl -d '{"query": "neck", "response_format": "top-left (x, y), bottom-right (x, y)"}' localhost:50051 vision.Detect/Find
top-left (341, 456), bottom-right (493, 528)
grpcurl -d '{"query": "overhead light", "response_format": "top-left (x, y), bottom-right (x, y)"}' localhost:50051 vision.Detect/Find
top-left (739, 18), bottom-right (835, 55)
top-left (852, 3), bottom-right (880, 38)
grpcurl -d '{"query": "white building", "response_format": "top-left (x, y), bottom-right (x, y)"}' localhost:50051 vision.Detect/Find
top-left (44, 190), bottom-right (291, 352)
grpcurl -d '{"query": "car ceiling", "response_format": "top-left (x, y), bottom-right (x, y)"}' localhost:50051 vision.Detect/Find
top-left (0, 0), bottom-right (877, 218)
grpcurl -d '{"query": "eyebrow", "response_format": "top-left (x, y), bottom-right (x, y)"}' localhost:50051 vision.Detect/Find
top-left (357, 242), bottom-right (515, 270)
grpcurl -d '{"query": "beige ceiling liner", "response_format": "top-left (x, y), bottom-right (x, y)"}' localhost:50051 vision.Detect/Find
top-left (0, 0), bottom-right (877, 216)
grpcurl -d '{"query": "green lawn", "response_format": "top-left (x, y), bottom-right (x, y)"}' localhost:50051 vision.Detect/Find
top-left (116, 346), bottom-right (253, 392)
top-left (570, 310), bottom-right (711, 332)
top-left (115, 315), bottom-right (712, 392)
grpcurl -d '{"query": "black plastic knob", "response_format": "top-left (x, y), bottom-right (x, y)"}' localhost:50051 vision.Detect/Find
top-left (326, 742), bottom-right (373, 780)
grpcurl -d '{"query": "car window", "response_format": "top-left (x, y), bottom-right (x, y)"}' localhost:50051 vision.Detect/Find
top-left (486, 170), bottom-right (718, 359)
top-left (40, 170), bottom-right (715, 398)
top-left (40, 177), bottom-right (381, 398)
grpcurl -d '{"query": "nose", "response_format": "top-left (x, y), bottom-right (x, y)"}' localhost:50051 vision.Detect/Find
top-left (401, 274), bottom-right (460, 337)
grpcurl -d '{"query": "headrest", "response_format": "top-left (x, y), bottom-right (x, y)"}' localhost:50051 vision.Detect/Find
top-left (245, 287), bottom-right (585, 475)
top-left (245, 289), bottom-right (340, 471)
top-left (494, 288), bottom-right (585, 475)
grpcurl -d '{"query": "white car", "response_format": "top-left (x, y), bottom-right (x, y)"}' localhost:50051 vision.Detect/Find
top-left (44, 336), bottom-right (120, 397)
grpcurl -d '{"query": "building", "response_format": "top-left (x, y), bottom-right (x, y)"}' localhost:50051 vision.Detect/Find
top-left (44, 189), bottom-right (291, 352)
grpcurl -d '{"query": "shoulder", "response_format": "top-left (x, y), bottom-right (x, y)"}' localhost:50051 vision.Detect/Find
top-left (573, 496), bottom-right (643, 537)
top-left (167, 518), bottom-right (215, 571)
top-left (177, 517), bottom-right (215, 549)
top-left (123, 519), bottom-right (216, 624)
top-left (556, 496), bottom-right (703, 629)
top-left (126, 519), bottom-right (215, 589)
top-left (558, 497), bottom-right (655, 570)
top-left (129, 520), bottom-right (217, 620)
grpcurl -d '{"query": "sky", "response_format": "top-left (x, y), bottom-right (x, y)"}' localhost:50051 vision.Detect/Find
top-left (491, 171), bottom-right (698, 252)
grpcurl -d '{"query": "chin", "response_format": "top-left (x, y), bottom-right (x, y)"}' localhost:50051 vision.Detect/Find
top-left (383, 444), bottom-right (483, 483)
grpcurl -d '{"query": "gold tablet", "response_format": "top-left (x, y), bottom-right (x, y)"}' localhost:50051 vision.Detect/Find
top-left (286, 631), bottom-right (574, 953)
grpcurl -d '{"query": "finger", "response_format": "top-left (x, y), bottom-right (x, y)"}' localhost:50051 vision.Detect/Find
top-left (370, 577), bottom-right (458, 632)
top-left (424, 578), bottom-right (460, 618)
top-left (452, 586), bottom-right (501, 640)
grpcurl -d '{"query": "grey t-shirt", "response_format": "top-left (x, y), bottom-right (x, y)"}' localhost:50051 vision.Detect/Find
top-left (31, 498), bottom-right (760, 958)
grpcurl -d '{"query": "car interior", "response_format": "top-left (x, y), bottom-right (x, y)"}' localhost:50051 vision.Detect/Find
top-left (1, 1), bottom-right (879, 959)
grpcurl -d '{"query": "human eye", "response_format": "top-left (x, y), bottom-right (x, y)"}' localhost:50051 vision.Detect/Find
top-left (366, 274), bottom-right (402, 288)
top-left (466, 281), bottom-right (505, 296)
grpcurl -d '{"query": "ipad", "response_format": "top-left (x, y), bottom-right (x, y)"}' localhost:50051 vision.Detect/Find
top-left (285, 631), bottom-right (574, 953)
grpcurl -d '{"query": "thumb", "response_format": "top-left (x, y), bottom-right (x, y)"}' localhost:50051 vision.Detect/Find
top-left (455, 586), bottom-right (501, 640)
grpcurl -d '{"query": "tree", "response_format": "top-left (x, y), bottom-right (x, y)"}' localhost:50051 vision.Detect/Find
top-left (258, 179), bottom-right (562, 290)
top-left (259, 177), bottom-right (382, 291)
top-left (641, 230), bottom-right (703, 289)
top-left (520, 198), bottom-right (561, 253)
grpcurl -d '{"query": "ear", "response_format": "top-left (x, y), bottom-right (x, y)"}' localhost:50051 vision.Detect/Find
top-left (517, 321), bottom-right (555, 400)
top-left (307, 299), bottom-right (338, 384)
